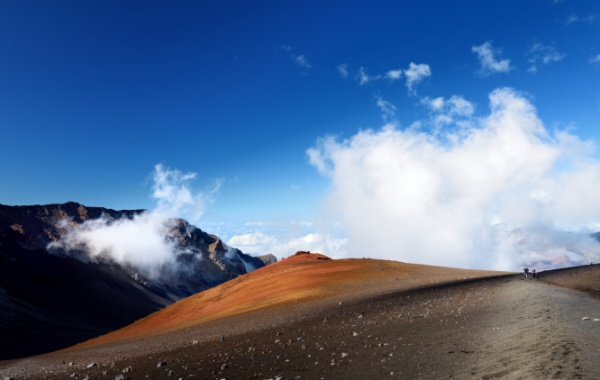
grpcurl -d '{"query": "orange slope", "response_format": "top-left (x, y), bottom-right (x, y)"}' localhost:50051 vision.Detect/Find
top-left (76, 252), bottom-right (509, 347)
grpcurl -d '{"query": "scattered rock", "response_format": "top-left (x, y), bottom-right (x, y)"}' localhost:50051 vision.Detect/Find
top-left (582, 317), bottom-right (590, 320)
top-left (157, 360), bottom-right (168, 368)
top-left (341, 352), bottom-right (349, 358)
top-left (192, 339), bottom-right (199, 345)
top-left (115, 375), bottom-right (125, 380)
top-left (122, 366), bottom-right (133, 373)
top-left (358, 313), bottom-right (364, 319)
top-left (86, 362), bottom-right (98, 368)
top-left (352, 332), bottom-right (359, 336)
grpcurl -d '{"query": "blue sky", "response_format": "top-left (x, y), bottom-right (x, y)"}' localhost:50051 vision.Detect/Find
top-left (2, 1), bottom-right (600, 269)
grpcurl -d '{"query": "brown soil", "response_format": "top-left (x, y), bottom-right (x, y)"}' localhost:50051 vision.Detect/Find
top-left (2, 256), bottom-right (600, 380)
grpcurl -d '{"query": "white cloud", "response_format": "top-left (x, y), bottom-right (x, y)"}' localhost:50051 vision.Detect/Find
top-left (590, 54), bottom-right (600, 63)
top-left (385, 69), bottom-right (403, 81)
top-left (293, 54), bottom-right (312, 70)
top-left (341, 64), bottom-right (428, 93)
top-left (422, 95), bottom-right (474, 117)
top-left (421, 95), bottom-right (475, 133)
top-left (565, 13), bottom-right (599, 25)
top-left (228, 231), bottom-right (278, 246)
top-left (227, 230), bottom-right (348, 259)
top-left (357, 67), bottom-right (369, 85)
top-left (565, 14), bottom-right (579, 25)
top-left (308, 87), bottom-right (600, 271)
top-left (49, 165), bottom-right (225, 278)
top-left (472, 41), bottom-right (512, 75)
top-left (152, 163), bottom-right (222, 223)
top-left (375, 96), bottom-right (397, 122)
top-left (337, 63), bottom-right (349, 78)
top-left (527, 41), bottom-right (565, 73)
top-left (281, 45), bottom-right (312, 72)
top-left (404, 63), bottom-right (431, 94)
top-left (356, 66), bottom-right (381, 85)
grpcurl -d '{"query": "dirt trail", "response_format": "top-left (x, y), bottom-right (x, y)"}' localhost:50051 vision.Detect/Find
top-left (455, 278), bottom-right (600, 379)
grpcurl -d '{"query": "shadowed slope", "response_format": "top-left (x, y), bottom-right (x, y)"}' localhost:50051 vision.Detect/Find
top-left (537, 263), bottom-right (600, 299)
top-left (76, 252), bottom-right (509, 348)
top-left (0, 202), bottom-right (267, 360)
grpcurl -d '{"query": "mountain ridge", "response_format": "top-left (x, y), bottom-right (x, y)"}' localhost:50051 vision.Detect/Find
top-left (0, 201), bottom-right (272, 360)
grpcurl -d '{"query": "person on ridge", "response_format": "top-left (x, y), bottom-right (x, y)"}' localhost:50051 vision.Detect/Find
top-left (532, 268), bottom-right (537, 279)
top-left (523, 267), bottom-right (529, 279)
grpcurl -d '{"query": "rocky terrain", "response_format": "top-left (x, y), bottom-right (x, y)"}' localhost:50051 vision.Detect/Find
top-left (2, 253), bottom-right (600, 379)
top-left (0, 202), bottom-right (271, 360)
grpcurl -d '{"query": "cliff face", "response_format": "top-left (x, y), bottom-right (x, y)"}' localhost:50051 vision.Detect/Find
top-left (0, 202), bottom-right (270, 360)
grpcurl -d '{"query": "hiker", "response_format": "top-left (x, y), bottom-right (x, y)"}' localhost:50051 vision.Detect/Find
top-left (532, 269), bottom-right (537, 279)
top-left (523, 267), bottom-right (529, 278)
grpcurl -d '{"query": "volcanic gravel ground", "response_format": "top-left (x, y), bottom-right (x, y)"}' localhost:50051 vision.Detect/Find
top-left (3, 271), bottom-right (600, 379)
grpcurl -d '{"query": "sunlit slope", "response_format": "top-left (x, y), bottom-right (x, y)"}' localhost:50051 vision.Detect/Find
top-left (78, 253), bottom-right (510, 347)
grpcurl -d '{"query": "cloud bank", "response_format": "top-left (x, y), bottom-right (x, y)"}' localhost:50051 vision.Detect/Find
top-left (228, 227), bottom-right (348, 260)
top-left (307, 87), bottom-right (600, 271)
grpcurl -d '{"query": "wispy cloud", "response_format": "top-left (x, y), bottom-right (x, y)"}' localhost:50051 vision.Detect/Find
top-left (152, 164), bottom-right (223, 223)
top-left (472, 41), bottom-right (513, 76)
top-left (527, 41), bottom-right (565, 73)
top-left (340, 63), bottom-right (429, 94)
top-left (565, 13), bottom-right (599, 26)
top-left (281, 45), bottom-right (312, 73)
top-left (337, 63), bottom-right (349, 78)
top-left (375, 96), bottom-right (397, 122)
top-left (355, 66), bottom-right (381, 85)
top-left (404, 63), bottom-right (431, 94)
top-left (590, 54), bottom-right (600, 64)
top-left (293, 54), bottom-right (312, 70)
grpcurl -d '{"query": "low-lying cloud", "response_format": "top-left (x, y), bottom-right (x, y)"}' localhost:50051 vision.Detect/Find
top-left (49, 164), bottom-right (224, 278)
top-left (227, 228), bottom-right (348, 259)
top-left (307, 87), bottom-right (600, 271)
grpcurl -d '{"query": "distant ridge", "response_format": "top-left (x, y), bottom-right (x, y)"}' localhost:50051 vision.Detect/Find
top-left (0, 202), bottom-right (272, 360)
